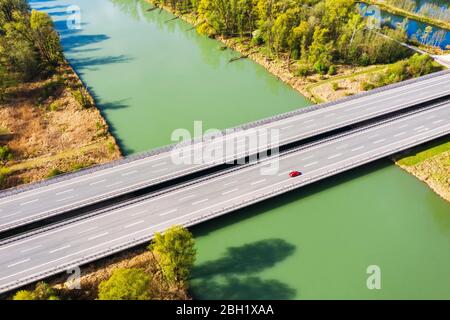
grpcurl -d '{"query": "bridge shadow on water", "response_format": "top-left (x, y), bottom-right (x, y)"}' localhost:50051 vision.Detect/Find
top-left (189, 159), bottom-right (392, 299)
top-left (190, 239), bottom-right (297, 300)
top-left (192, 159), bottom-right (392, 237)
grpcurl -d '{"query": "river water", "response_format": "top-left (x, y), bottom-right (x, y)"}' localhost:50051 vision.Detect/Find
top-left (359, 1), bottom-right (450, 49)
top-left (31, 0), bottom-right (450, 299)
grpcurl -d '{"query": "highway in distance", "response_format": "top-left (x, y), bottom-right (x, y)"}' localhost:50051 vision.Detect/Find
top-left (1, 71), bottom-right (450, 232)
top-left (0, 101), bottom-right (448, 293)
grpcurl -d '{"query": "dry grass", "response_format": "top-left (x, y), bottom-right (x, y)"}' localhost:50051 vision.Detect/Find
top-left (0, 64), bottom-right (121, 189)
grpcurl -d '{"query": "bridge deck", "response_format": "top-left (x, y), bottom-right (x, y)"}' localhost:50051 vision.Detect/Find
top-left (1, 71), bottom-right (450, 232)
top-left (0, 102), bottom-right (448, 293)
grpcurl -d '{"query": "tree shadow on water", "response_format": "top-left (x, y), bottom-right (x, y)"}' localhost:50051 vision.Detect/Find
top-left (71, 55), bottom-right (132, 70)
top-left (61, 34), bottom-right (111, 52)
top-left (192, 239), bottom-right (295, 278)
top-left (190, 239), bottom-right (297, 299)
top-left (192, 276), bottom-right (297, 300)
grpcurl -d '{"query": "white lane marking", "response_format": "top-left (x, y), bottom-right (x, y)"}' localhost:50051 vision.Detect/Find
top-left (192, 198), bottom-right (209, 206)
top-left (304, 119), bottom-right (314, 124)
top-left (327, 153), bottom-right (342, 160)
top-left (368, 134), bottom-right (379, 139)
top-left (159, 209), bottom-right (177, 216)
top-left (222, 188), bottom-right (239, 195)
top-left (324, 113), bottom-right (335, 118)
top-left (278, 170), bottom-right (293, 176)
top-left (336, 144), bottom-right (347, 150)
top-left (281, 125), bottom-right (294, 130)
top-left (121, 170), bottom-right (138, 177)
top-left (7, 259), bottom-right (30, 268)
top-left (49, 245), bottom-right (70, 254)
top-left (304, 161), bottom-right (318, 167)
top-left (151, 162), bottom-right (167, 168)
top-left (179, 194), bottom-right (196, 201)
top-left (223, 180), bottom-right (237, 187)
top-left (124, 220), bottom-right (145, 229)
top-left (55, 195), bottom-right (75, 203)
top-left (88, 232), bottom-right (109, 241)
top-left (414, 126), bottom-right (425, 131)
top-left (416, 128), bottom-right (429, 133)
top-left (399, 124), bottom-right (408, 129)
top-left (21, 245), bottom-right (42, 253)
top-left (131, 210), bottom-right (148, 217)
top-left (373, 139), bottom-right (386, 144)
top-left (105, 181), bottom-right (122, 188)
top-left (433, 119), bottom-right (444, 124)
top-left (1, 211), bottom-right (23, 218)
top-left (394, 132), bottom-right (406, 137)
top-left (55, 189), bottom-right (73, 196)
top-left (20, 199), bottom-right (39, 206)
top-left (78, 227), bottom-right (97, 234)
top-left (251, 179), bottom-right (266, 186)
top-left (426, 115), bottom-right (435, 120)
top-left (153, 168), bottom-right (168, 173)
top-left (351, 146), bottom-right (364, 152)
top-left (301, 155), bottom-right (314, 161)
top-left (89, 179), bottom-right (106, 186)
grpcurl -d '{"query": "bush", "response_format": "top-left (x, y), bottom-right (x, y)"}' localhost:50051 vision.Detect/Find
top-left (296, 64), bottom-right (311, 77)
top-left (0, 167), bottom-right (9, 187)
top-left (98, 268), bottom-right (151, 300)
top-left (13, 282), bottom-right (59, 300)
top-left (0, 145), bottom-right (13, 162)
top-left (48, 100), bottom-right (61, 111)
top-left (331, 82), bottom-right (340, 91)
top-left (13, 290), bottom-right (35, 300)
top-left (327, 65), bottom-right (337, 75)
top-left (46, 168), bottom-right (63, 178)
top-left (71, 88), bottom-right (91, 109)
top-left (360, 81), bottom-right (375, 91)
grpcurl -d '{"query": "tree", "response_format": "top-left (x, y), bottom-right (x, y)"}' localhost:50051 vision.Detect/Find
top-left (149, 225), bottom-right (196, 284)
top-left (0, 0), bottom-right (29, 26)
top-left (29, 10), bottom-right (62, 67)
top-left (98, 268), bottom-right (151, 300)
top-left (308, 26), bottom-right (332, 73)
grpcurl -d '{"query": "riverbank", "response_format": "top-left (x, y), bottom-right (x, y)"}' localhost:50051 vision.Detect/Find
top-left (360, 0), bottom-right (450, 32)
top-left (0, 62), bottom-right (122, 189)
top-left (393, 139), bottom-right (450, 202)
top-left (50, 247), bottom-right (190, 300)
top-left (148, 0), bottom-right (449, 202)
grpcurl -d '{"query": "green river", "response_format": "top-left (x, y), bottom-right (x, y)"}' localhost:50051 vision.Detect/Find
top-left (32, 0), bottom-right (450, 299)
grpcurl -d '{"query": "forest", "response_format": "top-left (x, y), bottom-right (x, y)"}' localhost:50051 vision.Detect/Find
top-left (154, 0), bottom-right (413, 74)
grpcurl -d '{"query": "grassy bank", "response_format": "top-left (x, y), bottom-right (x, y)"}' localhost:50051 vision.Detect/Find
top-left (393, 138), bottom-right (450, 202)
top-left (360, 0), bottom-right (450, 32)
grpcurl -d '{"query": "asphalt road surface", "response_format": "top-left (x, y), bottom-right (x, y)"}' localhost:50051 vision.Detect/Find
top-left (0, 102), bottom-right (448, 293)
top-left (1, 72), bottom-right (450, 232)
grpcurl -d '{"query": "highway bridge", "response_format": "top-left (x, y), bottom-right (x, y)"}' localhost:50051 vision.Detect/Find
top-left (0, 71), bottom-right (448, 293)
top-left (1, 70), bottom-right (450, 232)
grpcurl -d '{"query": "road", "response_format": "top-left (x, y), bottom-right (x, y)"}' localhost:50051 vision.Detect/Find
top-left (1, 71), bottom-right (450, 232)
top-left (0, 102), bottom-right (448, 293)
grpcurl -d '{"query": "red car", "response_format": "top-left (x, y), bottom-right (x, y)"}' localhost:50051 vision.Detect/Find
top-left (289, 171), bottom-right (302, 178)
